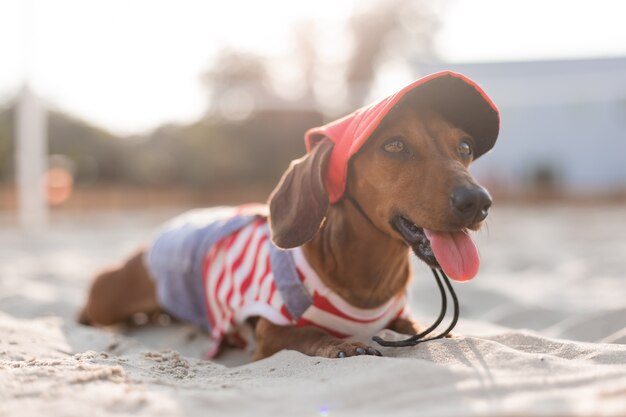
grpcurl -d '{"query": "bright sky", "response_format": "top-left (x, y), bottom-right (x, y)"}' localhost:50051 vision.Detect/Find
top-left (1, 0), bottom-right (625, 134)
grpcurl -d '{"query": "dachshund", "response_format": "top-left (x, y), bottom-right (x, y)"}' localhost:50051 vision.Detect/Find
top-left (79, 72), bottom-right (499, 360)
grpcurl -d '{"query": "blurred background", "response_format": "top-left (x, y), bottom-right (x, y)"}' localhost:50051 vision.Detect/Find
top-left (2, 0), bottom-right (626, 226)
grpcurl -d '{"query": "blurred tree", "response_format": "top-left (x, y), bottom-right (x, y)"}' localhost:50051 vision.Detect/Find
top-left (48, 110), bottom-right (126, 184)
top-left (291, 19), bottom-right (319, 104)
top-left (0, 105), bottom-right (14, 182)
top-left (198, 47), bottom-right (323, 193)
top-left (346, 0), bottom-right (441, 107)
top-left (0, 105), bottom-right (126, 185)
top-left (202, 49), bottom-right (273, 120)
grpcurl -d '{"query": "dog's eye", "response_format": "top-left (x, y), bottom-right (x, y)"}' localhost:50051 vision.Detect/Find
top-left (458, 140), bottom-right (473, 159)
top-left (382, 138), bottom-right (407, 154)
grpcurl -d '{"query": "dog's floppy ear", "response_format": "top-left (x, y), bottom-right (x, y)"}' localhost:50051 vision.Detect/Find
top-left (268, 139), bottom-right (334, 249)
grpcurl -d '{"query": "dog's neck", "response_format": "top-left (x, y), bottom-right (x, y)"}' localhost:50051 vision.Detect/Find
top-left (302, 199), bottom-right (411, 309)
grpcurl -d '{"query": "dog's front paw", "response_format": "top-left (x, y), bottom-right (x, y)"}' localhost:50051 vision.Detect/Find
top-left (316, 340), bottom-right (382, 358)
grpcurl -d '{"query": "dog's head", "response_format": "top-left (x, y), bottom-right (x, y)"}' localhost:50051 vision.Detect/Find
top-left (268, 72), bottom-right (499, 281)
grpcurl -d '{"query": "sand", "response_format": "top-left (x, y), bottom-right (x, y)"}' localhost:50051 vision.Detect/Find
top-left (1, 205), bottom-right (625, 417)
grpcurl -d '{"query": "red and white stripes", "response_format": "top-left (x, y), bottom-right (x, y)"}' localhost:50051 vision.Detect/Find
top-left (202, 218), bottom-right (407, 351)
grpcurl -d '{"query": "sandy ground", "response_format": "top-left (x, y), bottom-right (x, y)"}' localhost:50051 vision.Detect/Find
top-left (1, 204), bottom-right (625, 416)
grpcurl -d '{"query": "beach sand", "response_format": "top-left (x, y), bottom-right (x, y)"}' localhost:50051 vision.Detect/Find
top-left (1, 205), bottom-right (625, 416)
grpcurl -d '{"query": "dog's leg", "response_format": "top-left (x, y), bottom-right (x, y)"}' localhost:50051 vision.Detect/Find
top-left (253, 317), bottom-right (382, 360)
top-left (387, 317), bottom-right (456, 338)
top-left (386, 317), bottom-right (421, 335)
top-left (78, 250), bottom-right (160, 326)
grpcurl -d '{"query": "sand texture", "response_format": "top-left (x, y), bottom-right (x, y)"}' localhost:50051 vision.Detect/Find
top-left (1, 205), bottom-right (625, 417)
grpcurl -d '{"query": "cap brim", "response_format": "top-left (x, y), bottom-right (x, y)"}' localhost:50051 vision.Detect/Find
top-left (392, 72), bottom-right (500, 159)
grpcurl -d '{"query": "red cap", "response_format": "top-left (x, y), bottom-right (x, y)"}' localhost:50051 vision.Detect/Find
top-left (305, 71), bottom-right (500, 203)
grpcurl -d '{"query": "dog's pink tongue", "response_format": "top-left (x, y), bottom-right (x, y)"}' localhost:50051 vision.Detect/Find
top-left (423, 229), bottom-right (480, 281)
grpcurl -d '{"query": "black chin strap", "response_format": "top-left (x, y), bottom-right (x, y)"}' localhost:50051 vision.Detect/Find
top-left (372, 267), bottom-right (459, 347)
top-left (344, 191), bottom-right (461, 347)
top-left (344, 191), bottom-right (378, 229)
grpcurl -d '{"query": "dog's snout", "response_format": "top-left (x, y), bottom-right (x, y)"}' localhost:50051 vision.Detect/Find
top-left (450, 185), bottom-right (492, 224)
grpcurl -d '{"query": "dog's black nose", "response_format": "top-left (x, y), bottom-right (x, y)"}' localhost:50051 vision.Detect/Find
top-left (450, 185), bottom-right (492, 224)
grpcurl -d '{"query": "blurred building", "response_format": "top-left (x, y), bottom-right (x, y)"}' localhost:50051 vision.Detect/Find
top-left (418, 57), bottom-right (626, 194)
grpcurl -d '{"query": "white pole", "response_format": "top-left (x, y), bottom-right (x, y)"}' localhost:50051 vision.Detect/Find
top-left (16, 84), bottom-right (48, 230)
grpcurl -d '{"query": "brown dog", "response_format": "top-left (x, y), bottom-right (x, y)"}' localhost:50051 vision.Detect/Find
top-left (79, 72), bottom-right (498, 360)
